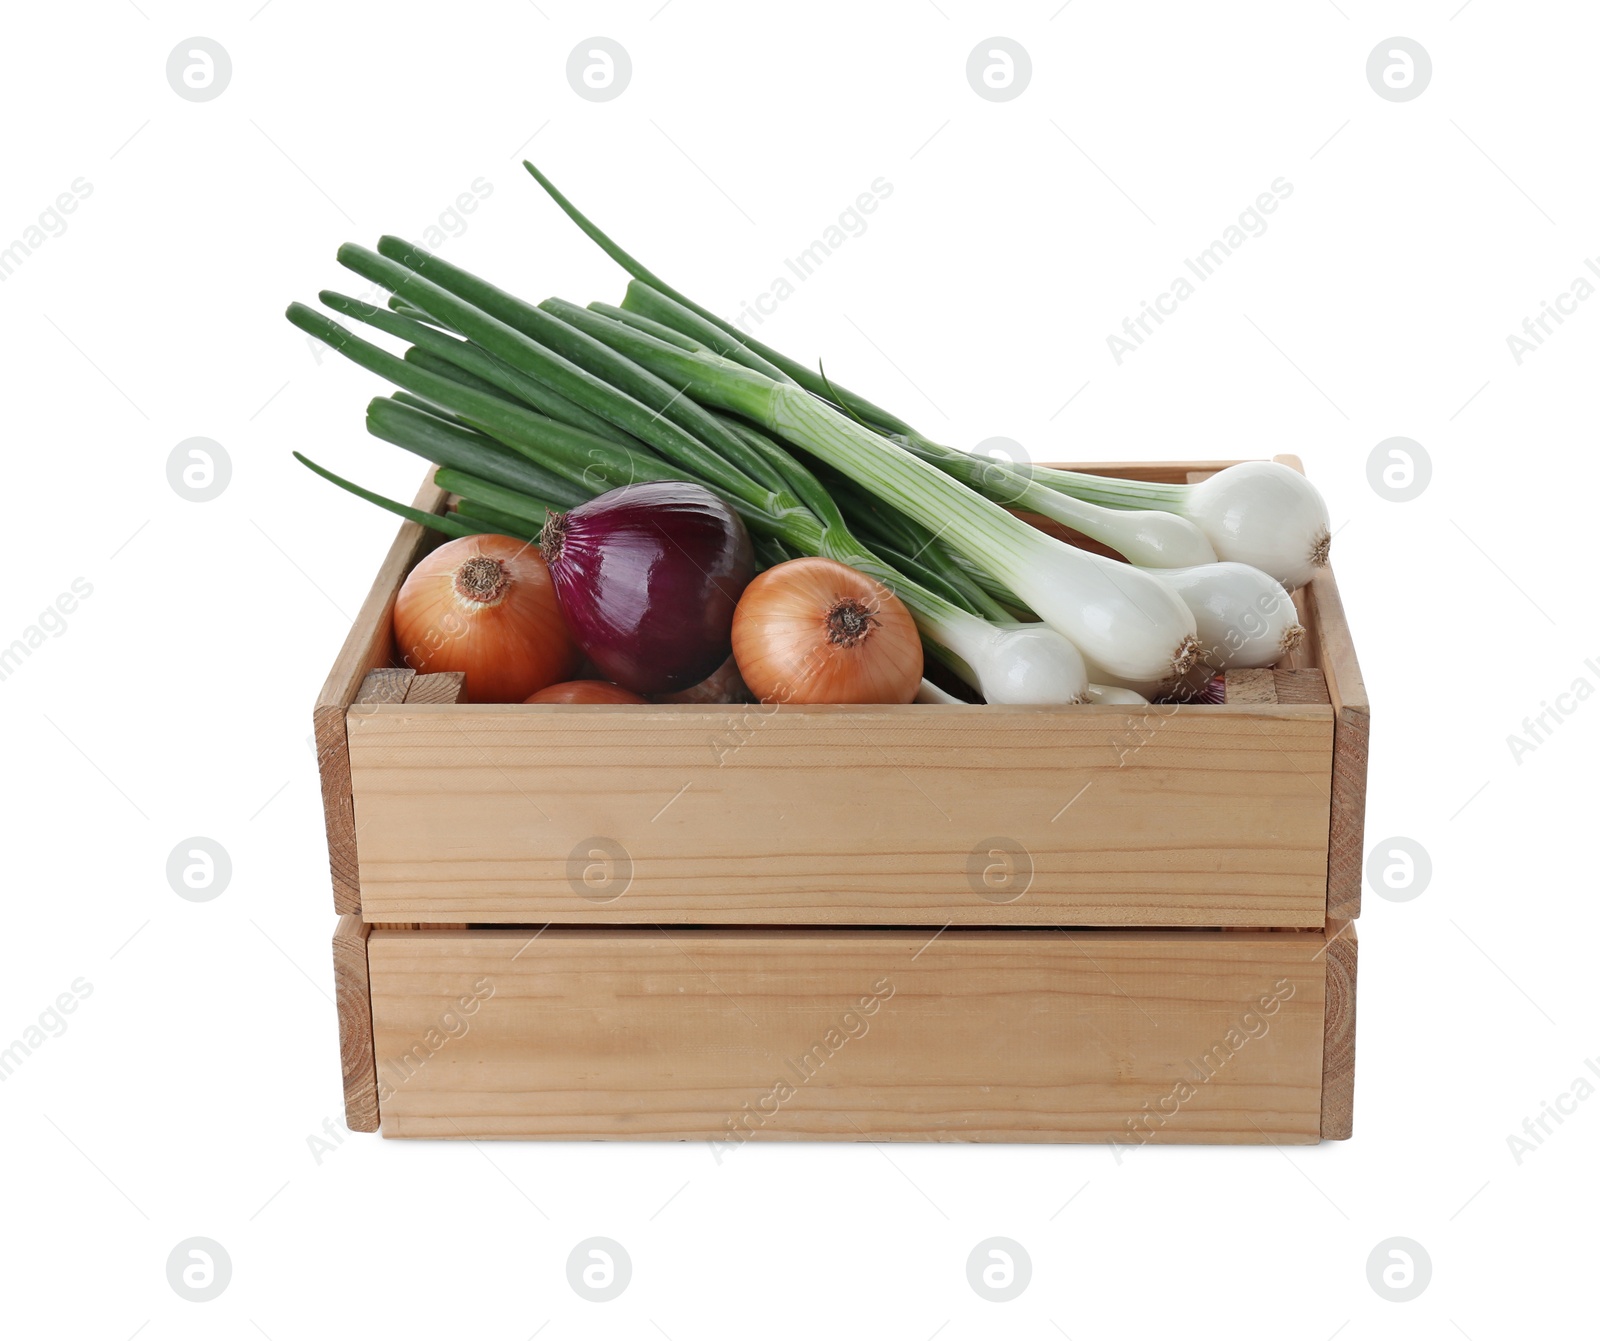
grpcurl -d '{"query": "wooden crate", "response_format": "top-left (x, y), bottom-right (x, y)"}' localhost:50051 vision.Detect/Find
top-left (317, 458), bottom-right (1365, 1142)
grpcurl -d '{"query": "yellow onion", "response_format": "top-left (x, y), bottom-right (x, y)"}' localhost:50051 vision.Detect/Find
top-left (393, 534), bottom-right (577, 703)
top-left (732, 557), bottom-right (921, 704)
top-left (525, 680), bottom-right (646, 705)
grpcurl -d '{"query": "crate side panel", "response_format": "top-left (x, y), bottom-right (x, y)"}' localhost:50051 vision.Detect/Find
top-left (368, 926), bottom-right (1327, 1142)
top-left (313, 477), bottom-right (448, 914)
top-left (349, 704), bottom-right (1332, 925)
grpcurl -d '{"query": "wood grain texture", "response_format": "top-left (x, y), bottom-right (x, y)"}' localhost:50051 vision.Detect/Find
top-left (1272, 668), bottom-right (1331, 705)
top-left (1223, 669), bottom-right (1329, 707)
top-left (357, 668), bottom-right (415, 704)
top-left (1273, 454), bottom-right (1369, 921)
top-left (1320, 919), bottom-right (1358, 1139)
top-left (348, 702), bottom-right (1334, 926)
top-left (313, 476), bottom-right (447, 914)
top-left (332, 915), bottom-right (379, 1132)
top-left (1224, 668), bottom-right (1277, 704)
top-left (404, 671), bottom-right (466, 704)
top-left (1306, 568), bottom-right (1370, 922)
top-left (368, 926), bottom-right (1329, 1142)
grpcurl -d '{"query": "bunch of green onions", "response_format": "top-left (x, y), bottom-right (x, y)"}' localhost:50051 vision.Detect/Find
top-left (287, 164), bottom-right (1328, 701)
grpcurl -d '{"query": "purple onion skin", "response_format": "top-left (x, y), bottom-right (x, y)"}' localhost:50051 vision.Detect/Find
top-left (541, 481), bottom-right (755, 695)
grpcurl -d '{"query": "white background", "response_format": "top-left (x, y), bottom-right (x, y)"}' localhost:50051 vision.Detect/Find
top-left (2, 1), bottom-right (1596, 1337)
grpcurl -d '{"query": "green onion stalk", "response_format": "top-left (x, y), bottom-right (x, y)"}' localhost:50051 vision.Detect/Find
top-left (519, 160), bottom-right (1331, 593)
top-left (284, 299), bottom-right (1089, 703)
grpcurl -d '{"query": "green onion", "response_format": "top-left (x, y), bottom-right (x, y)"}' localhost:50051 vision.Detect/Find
top-left (362, 395), bottom-right (592, 511)
top-left (292, 243), bottom-right (1098, 698)
top-left (293, 451), bottom-right (495, 539)
top-left (372, 238), bottom-right (791, 498)
top-left (523, 160), bottom-right (910, 432)
top-left (322, 289), bottom-right (640, 447)
top-left (546, 299), bottom-right (1199, 682)
top-left (454, 497), bottom-right (540, 539)
top-left (522, 162), bottom-right (1329, 590)
top-left (432, 467), bottom-right (557, 531)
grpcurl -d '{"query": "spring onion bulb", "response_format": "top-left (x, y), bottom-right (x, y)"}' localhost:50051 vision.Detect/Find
top-left (1081, 658), bottom-right (1218, 704)
top-left (1005, 484), bottom-right (1217, 567)
top-left (914, 671), bottom-right (1109, 709)
top-left (950, 619), bottom-right (1089, 704)
top-left (1080, 683), bottom-right (1151, 706)
top-left (1026, 461), bottom-right (1331, 591)
top-left (769, 388), bottom-right (1200, 683)
top-left (1139, 562), bottom-right (1303, 671)
top-left (915, 679), bottom-right (967, 705)
top-left (901, 439), bottom-right (1217, 568)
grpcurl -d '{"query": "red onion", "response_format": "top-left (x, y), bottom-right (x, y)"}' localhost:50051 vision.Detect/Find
top-left (540, 481), bottom-right (755, 694)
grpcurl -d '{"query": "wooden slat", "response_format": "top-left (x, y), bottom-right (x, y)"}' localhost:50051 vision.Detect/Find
top-left (1224, 668), bottom-right (1277, 704)
top-left (349, 702), bottom-right (1334, 926)
top-left (1224, 669), bottom-right (1329, 706)
top-left (1272, 668), bottom-right (1331, 705)
top-left (1320, 919), bottom-right (1358, 1139)
top-left (1305, 571), bottom-right (1369, 922)
top-left (368, 926), bottom-right (1329, 1142)
top-left (404, 671), bottom-right (466, 704)
top-left (357, 668), bottom-right (415, 704)
top-left (332, 915), bottom-right (379, 1133)
top-left (313, 476), bottom-right (448, 914)
top-left (1273, 454), bottom-right (1369, 922)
